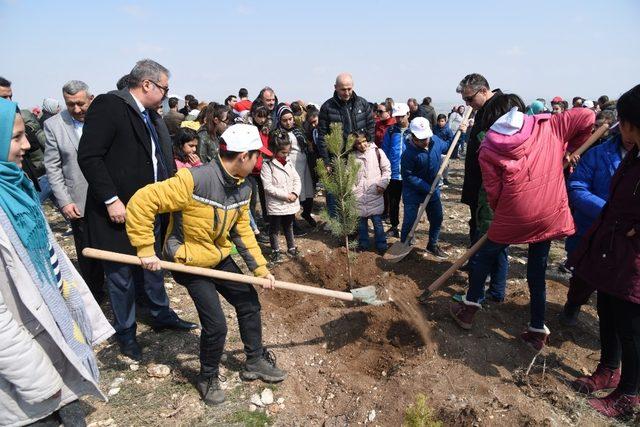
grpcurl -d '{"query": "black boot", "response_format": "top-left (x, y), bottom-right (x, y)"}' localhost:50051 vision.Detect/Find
top-left (241, 350), bottom-right (287, 383)
top-left (196, 374), bottom-right (225, 405)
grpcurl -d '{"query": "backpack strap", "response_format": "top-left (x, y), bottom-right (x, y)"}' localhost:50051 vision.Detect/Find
top-left (375, 147), bottom-right (383, 175)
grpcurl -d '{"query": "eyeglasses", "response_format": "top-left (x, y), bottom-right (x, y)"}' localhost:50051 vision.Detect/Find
top-left (148, 80), bottom-right (169, 97)
top-left (376, 109), bottom-right (386, 114)
top-left (462, 89), bottom-right (480, 103)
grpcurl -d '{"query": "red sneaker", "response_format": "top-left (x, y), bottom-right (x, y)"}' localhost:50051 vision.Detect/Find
top-left (520, 325), bottom-right (550, 352)
top-left (572, 363), bottom-right (621, 394)
top-left (449, 297), bottom-right (481, 330)
top-left (588, 389), bottom-right (639, 418)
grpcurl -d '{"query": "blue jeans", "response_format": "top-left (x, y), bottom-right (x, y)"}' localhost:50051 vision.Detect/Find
top-left (358, 215), bottom-right (387, 251)
top-left (468, 243), bottom-right (509, 301)
top-left (326, 191), bottom-right (337, 219)
top-left (401, 197), bottom-right (443, 248)
top-left (466, 239), bottom-right (551, 329)
top-left (37, 175), bottom-right (58, 206)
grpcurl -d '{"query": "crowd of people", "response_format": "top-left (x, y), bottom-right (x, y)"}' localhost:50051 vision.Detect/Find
top-left (0, 60), bottom-right (638, 424)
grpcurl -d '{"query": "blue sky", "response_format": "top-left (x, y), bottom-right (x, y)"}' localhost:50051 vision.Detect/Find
top-left (2, 0), bottom-right (639, 110)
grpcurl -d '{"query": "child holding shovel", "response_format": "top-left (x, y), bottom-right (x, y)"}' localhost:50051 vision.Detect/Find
top-left (125, 124), bottom-right (287, 406)
top-left (400, 117), bottom-right (451, 258)
top-left (449, 100), bottom-right (595, 352)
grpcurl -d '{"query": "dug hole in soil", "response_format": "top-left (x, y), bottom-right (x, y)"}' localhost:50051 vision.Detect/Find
top-left (47, 159), bottom-right (628, 426)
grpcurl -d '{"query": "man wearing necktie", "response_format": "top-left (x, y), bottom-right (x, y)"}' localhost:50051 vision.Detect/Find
top-left (78, 59), bottom-right (198, 361)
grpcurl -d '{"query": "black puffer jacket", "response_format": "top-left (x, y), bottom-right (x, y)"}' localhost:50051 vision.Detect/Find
top-left (461, 89), bottom-right (503, 206)
top-left (317, 91), bottom-right (374, 164)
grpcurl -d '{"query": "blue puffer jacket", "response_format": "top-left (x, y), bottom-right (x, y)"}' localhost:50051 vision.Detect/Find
top-left (381, 124), bottom-right (410, 180)
top-left (566, 134), bottom-right (623, 253)
top-left (400, 135), bottom-right (450, 205)
top-left (433, 123), bottom-right (454, 145)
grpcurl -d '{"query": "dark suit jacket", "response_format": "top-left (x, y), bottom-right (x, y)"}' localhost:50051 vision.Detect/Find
top-left (77, 89), bottom-right (175, 254)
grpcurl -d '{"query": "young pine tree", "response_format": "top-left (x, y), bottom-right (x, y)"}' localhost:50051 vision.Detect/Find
top-left (315, 123), bottom-right (361, 289)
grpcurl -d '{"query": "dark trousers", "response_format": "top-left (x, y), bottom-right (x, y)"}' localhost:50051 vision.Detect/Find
top-left (70, 217), bottom-right (105, 301)
top-left (468, 201), bottom-right (479, 244)
top-left (467, 239), bottom-right (551, 329)
top-left (401, 197), bottom-right (443, 248)
top-left (598, 292), bottom-right (640, 395)
top-left (269, 214), bottom-right (295, 252)
top-left (103, 221), bottom-right (176, 342)
top-left (172, 257), bottom-right (263, 377)
top-left (253, 175), bottom-right (269, 221)
top-left (386, 179), bottom-right (403, 228)
top-left (301, 197), bottom-right (313, 217)
top-left (27, 400), bottom-right (85, 427)
top-left (566, 274), bottom-right (597, 307)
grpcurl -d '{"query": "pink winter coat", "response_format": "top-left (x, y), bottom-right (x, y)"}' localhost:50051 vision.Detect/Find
top-left (353, 146), bottom-right (391, 217)
top-left (479, 108), bottom-right (595, 244)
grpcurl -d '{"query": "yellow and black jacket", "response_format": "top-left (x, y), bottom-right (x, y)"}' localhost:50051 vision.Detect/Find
top-left (126, 156), bottom-right (269, 277)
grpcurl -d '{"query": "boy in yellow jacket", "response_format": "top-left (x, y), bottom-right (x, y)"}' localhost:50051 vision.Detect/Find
top-left (126, 124), bottom-right (285, 405)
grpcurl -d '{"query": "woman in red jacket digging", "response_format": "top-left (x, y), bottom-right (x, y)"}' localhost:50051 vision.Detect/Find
top-left (449, 97), bottom-right (595, 352)
top-left (569, 84), bottom-right (640, 419)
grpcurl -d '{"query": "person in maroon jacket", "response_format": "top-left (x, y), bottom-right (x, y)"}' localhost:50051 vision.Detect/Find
top-left (569, 84), bottom-right (640, 418)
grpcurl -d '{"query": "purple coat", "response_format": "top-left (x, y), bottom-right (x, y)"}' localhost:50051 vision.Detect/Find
top-left (570, 147), bottom-right (640, 304)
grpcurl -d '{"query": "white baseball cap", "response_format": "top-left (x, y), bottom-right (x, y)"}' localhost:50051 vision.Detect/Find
top-left (220, 124), bottom-right (272, 156)
top-left (392, 102), bottom-right (410, 117)
top-left (583, 99), bottom-right (595, 109)
top-left (409, 117), bottom-right (433, 139)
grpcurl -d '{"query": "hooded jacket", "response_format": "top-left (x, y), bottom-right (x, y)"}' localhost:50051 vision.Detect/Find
top-left (566, 134), bottom-right (623, 253)
top-left (381, 124), bottom-right (410, 181)
top-left (478, 108), bottom-right (595, 244)
top-left (353, 145), bottom-right (391, 217)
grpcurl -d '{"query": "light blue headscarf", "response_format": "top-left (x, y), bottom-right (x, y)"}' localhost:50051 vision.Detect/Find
top-left (0, 97), bottom-right (56, 284)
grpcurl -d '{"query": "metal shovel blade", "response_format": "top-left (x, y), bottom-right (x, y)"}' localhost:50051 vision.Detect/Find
top-left (383, 241), bottom-right (414, 263)
top-left (350, 286), bottom-right (388, 306)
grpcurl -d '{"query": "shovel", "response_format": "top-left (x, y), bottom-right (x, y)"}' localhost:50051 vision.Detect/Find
top-left (384, 106), bottom-right (473, 263)
top-left (416, 121), bottom-right (612, 303)
top-left (83, 248), bottom-right (388, 306)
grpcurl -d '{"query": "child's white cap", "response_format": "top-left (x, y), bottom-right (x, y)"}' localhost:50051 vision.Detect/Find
top-left (221, 124), bottom-right (272, 156)
top-left (409, 117), bottom-right (433, 139)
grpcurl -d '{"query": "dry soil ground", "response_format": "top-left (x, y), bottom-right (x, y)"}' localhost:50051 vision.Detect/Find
top-left (45, 158), bottom-right (635, 426)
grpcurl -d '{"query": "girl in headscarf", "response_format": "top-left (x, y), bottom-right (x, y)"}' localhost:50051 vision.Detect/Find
top-left (274, 103), bottom-right (316, 229)
top-left (0, 98), bottom-right (113, 426)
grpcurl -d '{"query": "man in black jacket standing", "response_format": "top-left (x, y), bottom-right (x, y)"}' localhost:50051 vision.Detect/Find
top-left (317, 73), bottom-right (374, 218)
top-left (456, 73), bottom-right (502, 244)
top-left (78, 59), bottom-right (197, 361)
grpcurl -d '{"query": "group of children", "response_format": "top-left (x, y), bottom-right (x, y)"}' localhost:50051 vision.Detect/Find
top-left (171, 107), bottom-right (458, 262)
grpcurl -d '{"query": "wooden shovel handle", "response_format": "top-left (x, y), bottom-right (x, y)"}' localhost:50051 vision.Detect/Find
top-left (406, 107), bottom-right (473, 243)
top-left (82, 248), bottom-right (355, 302)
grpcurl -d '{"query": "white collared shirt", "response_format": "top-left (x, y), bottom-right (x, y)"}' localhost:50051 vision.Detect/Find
top-left (71, 117), bottom-right (84, 138)
top-left (130, 93), bottom-right (159, 182)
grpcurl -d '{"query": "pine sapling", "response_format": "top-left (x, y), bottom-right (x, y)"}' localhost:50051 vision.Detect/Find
top-left (316, 123), bottom-right (361, 289)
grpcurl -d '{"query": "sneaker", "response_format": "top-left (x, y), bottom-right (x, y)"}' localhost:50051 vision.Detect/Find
top-left (449, 297), bottom-right (481, 329)
top-left (287, 247), bottom-right (300, 258)
top-left (520, 325), bottom-right (550, 352)
top-left (196, 374), bottom-right (226, 405)
top-left (270, 250), bottom-right (284, 264)
top-left (376, 247), bottom-right (387, 256)
top-left (558, 303), bottom-right (580, 327)
top-left (385, 227), bottom-right (399, 238)
top-left (355, 246), bottom-right (368, 253)
top-left (587, 389), bottom-right (639, 418)
top-left (426, 244), bottom-right (449, 258)
top-left (241, 350), bottom-right (287, 383)
top-left (573, 363), bottom-right (621, 394)
top-left (301, 212), bottom-right (317, 228)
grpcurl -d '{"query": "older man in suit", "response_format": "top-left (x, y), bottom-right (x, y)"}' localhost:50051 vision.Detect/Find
top-left (44, 80), bottom-right (105, 302)
top-left (78, 59), bottom-right (197, 360)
